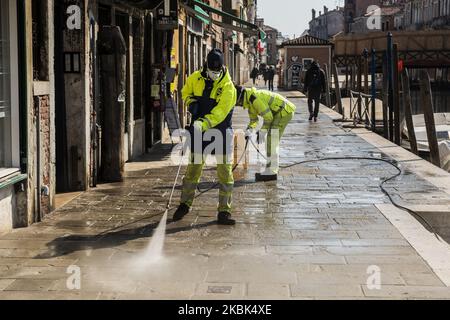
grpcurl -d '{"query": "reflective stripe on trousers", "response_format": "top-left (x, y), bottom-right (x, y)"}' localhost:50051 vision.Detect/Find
top-left (180, 155), bottom-right (234, 213)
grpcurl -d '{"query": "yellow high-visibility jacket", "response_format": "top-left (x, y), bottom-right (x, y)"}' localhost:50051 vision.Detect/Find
top-left (243, 88), bottom-right (296, 130)
top-left (182, 67), bottom-right (236, 132)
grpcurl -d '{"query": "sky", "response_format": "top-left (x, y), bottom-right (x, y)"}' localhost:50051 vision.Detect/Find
top-left (257, 0), bottom-right (344, 39)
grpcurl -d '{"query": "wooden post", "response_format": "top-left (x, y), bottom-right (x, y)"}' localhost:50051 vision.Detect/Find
top-left (371, 49), bottom-right (377, 132)
top-left (350, 64), bottom-right (355, 91)
top-left (401, 68), bottom-right (418, 155)
top-left (333, 63), bottom-right (343, 115)
top-left (363, 49), bottom-right (369, 125)
top-left (387, 33), bottom-right (394, 142)
top-left (393, 44), bottom-right (401, 146)
top-left (345, 63), bottom-right (349, 94)
top-left (357, 56), bottom-right (363, 119)
top-left (420, 70), bottom-right (441, 167)
top-left (324, 64), bottom-right (331, 108)
top-left (382, 52), bottom-right (389, 139)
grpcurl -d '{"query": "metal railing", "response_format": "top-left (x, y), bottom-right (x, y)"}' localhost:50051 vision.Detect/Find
top-left (349, 90), bottom-right (375, 128)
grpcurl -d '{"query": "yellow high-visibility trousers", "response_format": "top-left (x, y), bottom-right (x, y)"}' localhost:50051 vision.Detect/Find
top-left (266, 112), bottom-right (294, 174)
top-left (180, 155), bottom-right (234, 213)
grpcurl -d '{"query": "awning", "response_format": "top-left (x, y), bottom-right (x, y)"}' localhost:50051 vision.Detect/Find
top-left (195, 5), bottom-right (210, 25)
top-left (116, 0), bottom-right (162, 9)
top-left (181, 0), bottom-right (260, 37)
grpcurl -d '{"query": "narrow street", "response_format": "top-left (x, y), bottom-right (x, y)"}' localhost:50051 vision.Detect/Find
top-left (1, 91), bottom-right (450, 300)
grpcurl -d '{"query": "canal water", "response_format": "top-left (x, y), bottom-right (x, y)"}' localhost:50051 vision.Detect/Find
top-left (410, 86), bottom-right (450, 115)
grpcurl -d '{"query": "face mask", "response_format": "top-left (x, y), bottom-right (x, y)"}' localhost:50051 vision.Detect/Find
top-left (207, 69), bottom-right (222, 81)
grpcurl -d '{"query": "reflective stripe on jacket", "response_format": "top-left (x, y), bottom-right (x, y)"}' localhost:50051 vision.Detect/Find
top-left (182, 67), bottom-right (236, 132)
top-left (243, 88), bottom-right (296, 130)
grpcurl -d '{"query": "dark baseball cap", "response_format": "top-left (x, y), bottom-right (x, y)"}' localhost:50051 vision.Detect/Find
top-left (207, 49), bottom-right (224, 71)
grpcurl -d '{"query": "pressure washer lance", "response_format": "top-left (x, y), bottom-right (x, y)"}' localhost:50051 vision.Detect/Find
top-left (248, 138), bottom-right (444, 243)
top-left (166, 139), bottom-right (188, 210)
top-left (95, 137), bottom-right (188, 237)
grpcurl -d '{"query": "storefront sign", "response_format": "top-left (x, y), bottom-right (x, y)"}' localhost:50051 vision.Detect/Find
top-left (156, 0), bottom-right (178, 30)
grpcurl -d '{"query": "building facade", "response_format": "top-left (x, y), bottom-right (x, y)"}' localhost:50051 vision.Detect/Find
top-left (263, 25), bottom-right (278, 66)
top-left (1, 0), bottom-right (56, 232)
top-left (344, 0), bottom-right (381, 32)
top-left (403, 0), bottom-right (450, 30)
top-left (309, 6), bottom-right (345, 40)
top-left (279, 35), bottom-right (333, 90)
top-left (349, 6), bottom-right (402, 33)
top-left (254, 17), bottom-right (280, 66)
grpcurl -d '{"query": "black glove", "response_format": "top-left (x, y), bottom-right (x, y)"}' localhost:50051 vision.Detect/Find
top-left (188, 102), bottom-right (199, 119)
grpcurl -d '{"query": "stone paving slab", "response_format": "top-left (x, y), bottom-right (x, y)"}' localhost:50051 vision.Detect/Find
top-left (0, 95), bottom-right (449, 299)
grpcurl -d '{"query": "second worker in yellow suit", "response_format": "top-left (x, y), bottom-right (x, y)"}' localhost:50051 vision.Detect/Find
top-left (235, 86), bottom-right (296, 181)
top-left (173, 49), bottom-right (237, 225)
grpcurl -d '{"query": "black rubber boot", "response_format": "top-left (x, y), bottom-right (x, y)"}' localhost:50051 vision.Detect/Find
top-left (172, 203), bottom-right (190, 222)
top-left (217, 212), bottom-right (236, 226)
top-left (255, 173), bottom-right (278, 182)
top-left (309, 114), bottom-right (314, 121)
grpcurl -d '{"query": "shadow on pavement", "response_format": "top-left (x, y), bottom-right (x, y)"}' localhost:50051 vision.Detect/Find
top-left (34, 217), bottom-right (217, 259)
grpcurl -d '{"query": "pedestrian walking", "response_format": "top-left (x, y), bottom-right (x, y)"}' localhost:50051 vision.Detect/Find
top-left (250, 67), bottom-right (259, 85)
top-left (235, 85), bottom-right (296, 181)
top-left (303, 60), bottom-right (326, 122)
top-left (267, 66), bottom-right (275, 91)
top-left (263, 67), bottom-right (269, 86)
top-left (173, 49), bottom-right (237, 225)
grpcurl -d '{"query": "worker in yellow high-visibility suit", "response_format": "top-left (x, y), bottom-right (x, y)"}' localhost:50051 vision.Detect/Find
top-left (173, 49), bottom-right (237, 225)
top-left (235, 86), bottom-right (296, 181)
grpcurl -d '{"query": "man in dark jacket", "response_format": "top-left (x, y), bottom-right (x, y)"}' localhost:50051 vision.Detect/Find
top-left (303, 61), bottom-right (326, 122)
top-left (263, 66), bottom-right (269, 86)
top-left (250, 67), bottom-right (259, 85)
top-left (267, 66), bottom-right (275, 91)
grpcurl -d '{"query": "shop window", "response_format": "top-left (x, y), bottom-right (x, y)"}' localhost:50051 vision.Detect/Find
top-left (0, 0), bottom-right (19, 171)
top-left (64, 52), bottom-right (81, 73)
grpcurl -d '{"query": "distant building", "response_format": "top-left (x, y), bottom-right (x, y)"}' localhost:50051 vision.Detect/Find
top-left (345, 0), bottom-right (450, 32)
top-left (279, 35), bottom-right (333, 90)
top-left (403, 0), bottom-right (450, 30)
top-left (344, 0), bottom-right (381, 32)
top-left (343, 0), bottom-right (415, 33)
top-left (263, 25), bottom-right (279, 66)
top-left (309, 6), bottom-right (345, 40)
top-left (350, 6), bottom-right (403, 33)
top-left (255, 17), bottom-right (280, 66)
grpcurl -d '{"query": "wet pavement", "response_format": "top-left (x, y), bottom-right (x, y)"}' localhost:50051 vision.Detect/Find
top-left (1, 92), bottom-right (450, 299)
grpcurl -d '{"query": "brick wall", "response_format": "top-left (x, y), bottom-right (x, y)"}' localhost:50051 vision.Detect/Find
top-left (36, 95), bottom-right (51, 216)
